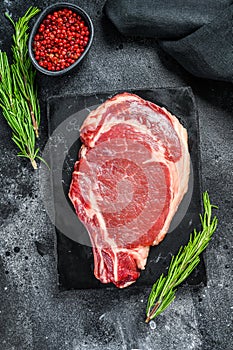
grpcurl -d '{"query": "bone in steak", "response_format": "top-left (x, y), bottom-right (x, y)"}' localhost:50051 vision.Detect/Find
top-left (69, 92), bottom-right (190, 288)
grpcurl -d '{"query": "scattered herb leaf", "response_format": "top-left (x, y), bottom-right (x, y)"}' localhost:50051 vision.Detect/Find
top-left (0, 7), bottom-right (42, 169)
top-left (145, 191), bottom-right (218, 323)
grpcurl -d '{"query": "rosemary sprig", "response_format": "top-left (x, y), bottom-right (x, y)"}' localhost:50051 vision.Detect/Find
top-left (0, 7), bottom-right (41, 169)
top-left (145, 191), bottom-right (218, 323)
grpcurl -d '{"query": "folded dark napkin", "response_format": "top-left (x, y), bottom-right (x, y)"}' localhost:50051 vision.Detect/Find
top-left (104, 0), bottom-right (233, 82)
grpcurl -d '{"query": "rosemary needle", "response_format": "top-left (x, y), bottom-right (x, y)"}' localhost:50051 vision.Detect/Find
top-left (145, 191), bottom-right (218, 323)
top-left (0, 7), bottom-right (42, 169)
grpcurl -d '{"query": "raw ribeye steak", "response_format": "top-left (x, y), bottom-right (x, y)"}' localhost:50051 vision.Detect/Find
top-left (69, 92), bottom-right (190, 288)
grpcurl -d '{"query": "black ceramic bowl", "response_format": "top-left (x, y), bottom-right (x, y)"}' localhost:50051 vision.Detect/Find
top-left (28, 2), bottom-right (94, 76)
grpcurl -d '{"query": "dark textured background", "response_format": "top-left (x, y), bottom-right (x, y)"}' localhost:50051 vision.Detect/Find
top-left (0, 1), bottom-right (232, 350)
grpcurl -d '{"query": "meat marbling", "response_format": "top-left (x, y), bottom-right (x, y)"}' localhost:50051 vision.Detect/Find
top-left (69, 92), bottom-right (190, 288)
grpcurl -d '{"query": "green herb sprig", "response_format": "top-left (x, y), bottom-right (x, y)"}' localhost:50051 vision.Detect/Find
top-left (0, 7), bottom-right (42, 169)
top-left (145, 191), bottom-right (218, 323)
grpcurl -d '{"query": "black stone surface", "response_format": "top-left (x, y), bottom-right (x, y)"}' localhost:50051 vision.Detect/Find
top-left (47, 87), bottom-right (206, 290)
top-left (0, 1), bottom-right (232, 350)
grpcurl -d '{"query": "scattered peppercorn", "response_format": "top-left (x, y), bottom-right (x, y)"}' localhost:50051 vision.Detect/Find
top-left (14, 247), bottom-right (20, 253)
top-left (33, 8), bottom-right (90, 71)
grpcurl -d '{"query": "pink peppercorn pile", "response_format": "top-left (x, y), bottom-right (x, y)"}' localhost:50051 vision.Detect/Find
top-left (33, 8), bottom-right (90, 71)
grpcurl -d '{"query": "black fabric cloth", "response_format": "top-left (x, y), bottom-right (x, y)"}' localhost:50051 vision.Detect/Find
top-left (104, 0), bottom-right (233, 82)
